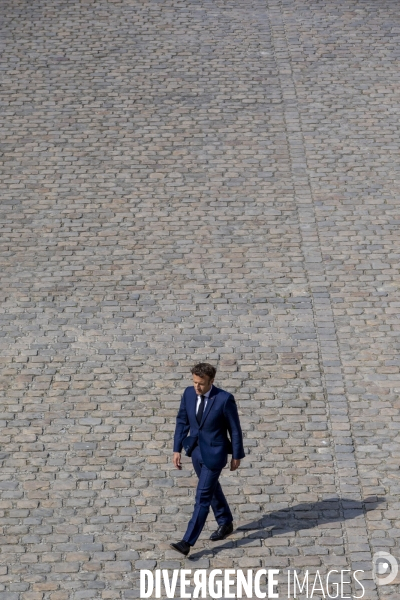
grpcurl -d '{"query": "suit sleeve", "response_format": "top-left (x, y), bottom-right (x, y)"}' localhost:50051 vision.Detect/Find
top-left (173, 392), bottom-right (190, 453)
top-left (224, 394), bottom-right (245, 460)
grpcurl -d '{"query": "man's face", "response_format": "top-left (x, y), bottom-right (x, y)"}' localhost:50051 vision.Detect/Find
top-left (192, 374), bottom-right (214, 395)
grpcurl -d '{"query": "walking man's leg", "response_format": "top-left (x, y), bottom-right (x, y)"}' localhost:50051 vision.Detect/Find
top-left (170, 447), bottom-right (234, 555)
top-left (210, 481), bottom-right (233, 525)
top-left (191, 446), bottom-right (232, 527)
top-left (182, 459), bottom-right (223, 546)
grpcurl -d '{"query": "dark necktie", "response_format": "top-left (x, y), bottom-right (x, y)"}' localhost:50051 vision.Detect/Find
top-left (196, 395), bottom-right (205, 424)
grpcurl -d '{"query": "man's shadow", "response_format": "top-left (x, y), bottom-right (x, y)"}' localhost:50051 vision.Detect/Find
top-left (188, 496), bottom-right (385, 560)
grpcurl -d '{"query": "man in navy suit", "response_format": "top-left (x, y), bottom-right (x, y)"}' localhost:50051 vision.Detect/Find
top-left (170, 363), bottom-right (245, 556)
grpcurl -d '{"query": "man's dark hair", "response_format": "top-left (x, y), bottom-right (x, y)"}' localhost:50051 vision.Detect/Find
top-left (191, 363), bottom-right (216, 380)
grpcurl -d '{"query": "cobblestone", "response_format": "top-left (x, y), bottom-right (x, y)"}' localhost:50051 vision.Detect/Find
top-left (1, 0), bottom-right (400, 598)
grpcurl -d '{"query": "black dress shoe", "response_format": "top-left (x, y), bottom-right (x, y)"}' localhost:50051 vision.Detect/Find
top-left (210, 522), bottom-right (234, 541)
top-left (170, 540), bottom-right (191, 556)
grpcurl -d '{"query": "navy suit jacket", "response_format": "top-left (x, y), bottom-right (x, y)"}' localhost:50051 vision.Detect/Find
top-left (173, 384), bottom-right (245, 471)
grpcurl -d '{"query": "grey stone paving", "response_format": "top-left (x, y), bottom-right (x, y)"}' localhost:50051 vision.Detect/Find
top-left (1, 0), bottom-right (400, 598)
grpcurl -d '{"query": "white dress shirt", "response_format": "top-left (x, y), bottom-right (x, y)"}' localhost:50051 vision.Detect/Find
top-left (196, 388), bottom-right (212, 415)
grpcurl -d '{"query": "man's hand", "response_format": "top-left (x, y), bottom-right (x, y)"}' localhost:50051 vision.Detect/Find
top-left (230, 458), bottom-right (241, 471)
top-left (173, 452), bottom-right (182, 470)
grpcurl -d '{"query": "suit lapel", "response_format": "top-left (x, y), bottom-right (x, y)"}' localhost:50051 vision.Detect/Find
top-left (199, 385), bottom-right (217, 428)
top-left (189, 387), bottom-right (198, 425)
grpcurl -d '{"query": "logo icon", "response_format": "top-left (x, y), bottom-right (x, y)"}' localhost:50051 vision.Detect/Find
top-left (372, 551), bottom-right (399, 586)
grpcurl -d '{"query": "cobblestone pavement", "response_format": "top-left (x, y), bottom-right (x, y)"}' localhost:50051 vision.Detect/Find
top-left (1, 0), bottom-right (400, 598)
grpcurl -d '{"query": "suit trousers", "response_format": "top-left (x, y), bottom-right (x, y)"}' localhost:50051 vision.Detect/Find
top-left (182, 445), bottom-right (233, 546)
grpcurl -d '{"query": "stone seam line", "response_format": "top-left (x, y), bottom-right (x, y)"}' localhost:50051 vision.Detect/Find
top-left (266, 0), bottom-right (378, 596)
